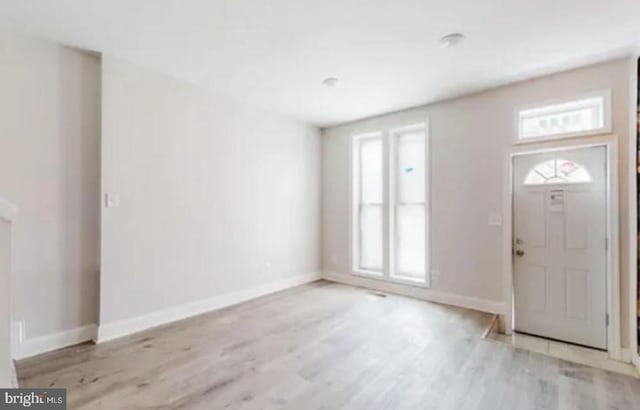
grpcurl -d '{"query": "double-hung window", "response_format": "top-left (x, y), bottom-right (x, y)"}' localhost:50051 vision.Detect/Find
top-left (352, 122), bottom-right (429, 286)
top-left (353, 133), bottom-right (384, 274)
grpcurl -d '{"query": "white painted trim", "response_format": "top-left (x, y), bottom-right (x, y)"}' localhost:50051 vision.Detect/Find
top-left (627, 54), bottom-right (639, 372)
top-left (632, 350), bottom-right (640, 372)
top-left (351, 269), bottom-right (431, 289)
top-left (502, 136), bottom-right (623, 361)
top-left (97, 272), bottom-right (321, 343)
top-left (350, 119), bottom-right (431, 287)
top-left (323, 271), bottom-right (506, 314)
top-left (513, 89), bottom-right (613, 144)
top-left (0, 198), bottom-right (18, 223)
top-left (9, 360), bottom-right (17, 387)
top-left (10, 321), bottom-right (24, 358)
top-left (389, 122), bottom-right (431, 287)
top-left (501, 140), bottom-right (515, 335)
top-left (607, 139), bottom-right (622, 361)
top-left (351, 131), bottom-right (384, 275)
top-left (13, 324), bottom-right (97, 360)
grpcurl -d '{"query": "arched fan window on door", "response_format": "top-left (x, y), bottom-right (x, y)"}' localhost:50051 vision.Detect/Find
top-left (523, 159), bottom-right (592, 185)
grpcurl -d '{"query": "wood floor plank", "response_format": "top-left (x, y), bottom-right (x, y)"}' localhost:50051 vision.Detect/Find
top-left (16, 280), bottom-right (640, 409)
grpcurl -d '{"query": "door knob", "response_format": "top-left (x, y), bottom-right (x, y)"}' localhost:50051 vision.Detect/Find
top-left (515, 250), bottom-right (525, 257)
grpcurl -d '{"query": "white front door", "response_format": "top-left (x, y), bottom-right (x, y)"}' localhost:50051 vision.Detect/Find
top-left (513, 146), bottom-right (607, 349)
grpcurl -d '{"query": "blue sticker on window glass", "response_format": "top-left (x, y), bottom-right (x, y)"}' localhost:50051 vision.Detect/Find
top-left (404, 167), bottom-right (414, 173)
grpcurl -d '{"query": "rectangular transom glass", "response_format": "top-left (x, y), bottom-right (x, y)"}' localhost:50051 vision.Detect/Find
top-left (518, 93), bottom-right (608, 141)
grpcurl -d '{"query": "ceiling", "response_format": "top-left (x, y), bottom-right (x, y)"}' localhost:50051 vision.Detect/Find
top-left (1, 0), bottom-right (639, 127)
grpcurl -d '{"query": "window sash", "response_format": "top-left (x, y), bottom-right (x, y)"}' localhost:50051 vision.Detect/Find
top-left (358, 204), bottom-right (383, 272)
top-left (392, 203), bottom-right (426, 281)
top-left (516, 90), bottom-right (611, 142)
top-left (352, 123), bottom-right (429, 286)
top-left (353, 134), bottom-right (384, 274)
top-left (391, 127), bottom-right (427, 281)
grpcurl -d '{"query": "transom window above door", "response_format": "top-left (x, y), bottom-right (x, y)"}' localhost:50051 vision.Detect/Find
top-left (351, 122), bottom-right (430, 286)
top-left (516, 90), bottom-right (611, 143)
top-left (523, 159), bottom-right (592, 185)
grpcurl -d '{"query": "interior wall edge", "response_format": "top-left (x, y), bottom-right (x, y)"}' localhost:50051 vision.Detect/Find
top-left (12, 324), bottom-right (97, 361)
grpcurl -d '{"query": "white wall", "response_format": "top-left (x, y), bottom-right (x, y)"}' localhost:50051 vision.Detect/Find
top-left (0, 30), bottom-right (101, 340)
top-left (0, 29), bottom-right (630, 354)
top-left (0, 216), bottom-right (12, 387)
top-left (100, 56), bottom-right (321, 327)
top-left (0, 199), bottom-right (18, 387)
top-left (322, 59), bottom-right (632, 345)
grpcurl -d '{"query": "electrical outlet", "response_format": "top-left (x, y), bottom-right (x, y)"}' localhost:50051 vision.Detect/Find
top-left (488, 214), bottom-right (502, 226)
top-left (430, 269), bottom-right (439, 282)
top-left (330, 253), bottom-right (338, 265)
top-left (265, 261), bottom-right (272, 271)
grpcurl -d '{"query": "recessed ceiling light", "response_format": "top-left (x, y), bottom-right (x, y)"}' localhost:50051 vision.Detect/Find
top-left (322, 77), bottom-right (339, 87)
top-left (438, 33), bottom-right (465, 49)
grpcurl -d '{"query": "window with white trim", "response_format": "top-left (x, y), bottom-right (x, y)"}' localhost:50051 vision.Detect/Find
top-left (517, 91), bottom-right (611, 142)
top-left (355, 134), bottom-right (384, 273)
top-left (523, 159), bottom-right (591, 185)
top-left (352, 123), bottom-right (429, 285)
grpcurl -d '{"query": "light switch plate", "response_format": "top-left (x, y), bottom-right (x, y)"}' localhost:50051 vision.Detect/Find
top-left (105, 193), bottom-right (119, 208)
top-left (489, 214), bottom-right (502, 226)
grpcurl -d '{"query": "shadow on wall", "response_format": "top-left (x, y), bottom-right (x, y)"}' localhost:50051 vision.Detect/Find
top-left (57, 46), bottom-right (101, 328)
top-left (0, 32), bottom-right (102, 347)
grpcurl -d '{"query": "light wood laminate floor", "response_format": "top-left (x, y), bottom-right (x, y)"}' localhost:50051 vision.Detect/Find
top-left (17, 280), bottom-right (640, 409)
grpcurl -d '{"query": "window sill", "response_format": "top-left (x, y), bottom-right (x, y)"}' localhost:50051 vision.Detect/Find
top-left (352, 269), bottom-right (383, 277)
top-left (351, 270), bottom-right (431, 289)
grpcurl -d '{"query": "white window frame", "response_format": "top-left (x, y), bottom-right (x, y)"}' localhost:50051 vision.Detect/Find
top-left (351, 121), bottom-right (431, 287)
top-left (514, 89), bottom-right (612, 145)
top-left (351, 132), bottom-right (385, 277)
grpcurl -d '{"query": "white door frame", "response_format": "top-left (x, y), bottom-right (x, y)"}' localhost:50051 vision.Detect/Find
top-left (502, 135), bottom-right (622, 360)
top-left (628, 54), bottom-right (639, 370)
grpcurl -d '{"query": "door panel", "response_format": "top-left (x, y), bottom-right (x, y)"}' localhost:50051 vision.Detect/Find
top-left (526, 265), bottom-right (547, 313)
top-left (564, 191), bottom-right (589, 250)
top-left (522, 191), bottom-right (546, 248)
top-left (513, 146), bottom-right (606, 349)
top-left (565, 269), bottom-right (589, 321)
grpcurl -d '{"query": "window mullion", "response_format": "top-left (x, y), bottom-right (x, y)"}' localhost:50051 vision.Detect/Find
top-left (351, 123), bottom-right (428, 285)
top-left (387, 131), bottom-right (395, 280)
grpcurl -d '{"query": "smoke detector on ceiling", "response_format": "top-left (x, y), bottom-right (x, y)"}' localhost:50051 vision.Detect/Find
top-left (322, 77), bottom-right (339, 87)
top-left (438, 33), bottom-right (465, 49)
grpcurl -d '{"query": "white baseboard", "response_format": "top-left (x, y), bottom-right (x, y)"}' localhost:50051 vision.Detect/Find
top-left (11, 321), bottom-right (25, 354)
top-left (13, 324), bottom-right (97, 360)
top-left (632, 348), bottom-right (640, 372)
top-left (97, 272), bottom-right (321, 343)
top-left (9, 360), bottom-right (18, 387)
top-left (323, 271), bottom-right (506, 314)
